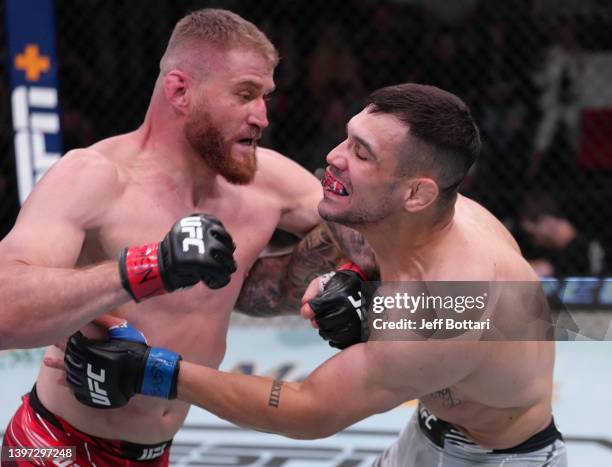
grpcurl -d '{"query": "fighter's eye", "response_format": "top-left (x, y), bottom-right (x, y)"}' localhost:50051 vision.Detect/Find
top-left (238, 92), bottom-right (253, 101)
top-left (354, 143), bottom-right (367, 160)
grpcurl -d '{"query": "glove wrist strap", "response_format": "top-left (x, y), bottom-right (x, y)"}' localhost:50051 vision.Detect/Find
top-left (120, 244), bottom-right (167, 303)
top-left (141, 347), bottom-right (182, 399)
top-left (337, 261), bottom-right (367, 281)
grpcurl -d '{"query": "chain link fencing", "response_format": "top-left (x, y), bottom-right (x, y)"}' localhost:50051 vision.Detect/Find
top-left (1, 0), bottom-right (612, 276)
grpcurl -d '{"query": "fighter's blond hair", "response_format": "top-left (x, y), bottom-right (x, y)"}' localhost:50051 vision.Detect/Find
top-left (159, 9), bottom-right (278, 76)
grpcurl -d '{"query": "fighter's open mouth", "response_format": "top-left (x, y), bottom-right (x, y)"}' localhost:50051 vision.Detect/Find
top-left (322, 170), bottom-right (349, 196)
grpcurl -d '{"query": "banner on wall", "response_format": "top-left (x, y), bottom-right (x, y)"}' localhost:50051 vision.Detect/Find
top-left (5, 0), bottom-right (62, 204)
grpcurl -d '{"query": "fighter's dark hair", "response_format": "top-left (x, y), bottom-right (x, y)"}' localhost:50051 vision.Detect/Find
top-left (365, 83), bottom-right (481, 206)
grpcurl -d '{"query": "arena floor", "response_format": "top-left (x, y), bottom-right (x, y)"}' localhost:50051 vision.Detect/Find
top-left (1, 316), bottom-right (611, 466)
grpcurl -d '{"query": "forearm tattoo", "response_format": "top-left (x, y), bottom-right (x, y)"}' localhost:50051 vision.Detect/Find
top-left (285, 224), bottom-right (344, 289)
top-left (268, 380), bottom-right (284, 408)
top-left (235, 223), bottom-right (378, 317)
top-left (325, 222), bottom-right (379, 280)
top-left (235, 225), bottom-right (342, 317)
top-left (235, 255), bottom-right (292, 317)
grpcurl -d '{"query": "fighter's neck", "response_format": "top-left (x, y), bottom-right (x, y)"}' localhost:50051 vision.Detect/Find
top-left (362, 207), bottom-right (455, 280)
top-left (132, 120), bottom-right (221, 204)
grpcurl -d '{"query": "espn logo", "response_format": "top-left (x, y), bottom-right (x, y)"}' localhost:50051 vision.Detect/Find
top-left (86, 363), bottom-right (111, 406)
top-left (181, 217), bottom-right (205, 254)
top-left (11, 85), bottom-right (61, 203)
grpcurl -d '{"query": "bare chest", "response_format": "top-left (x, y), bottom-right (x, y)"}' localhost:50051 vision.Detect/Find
top-left (82, 183), bottom-right (280, 269)
top-left (77, 184), bottom-right (282, 362)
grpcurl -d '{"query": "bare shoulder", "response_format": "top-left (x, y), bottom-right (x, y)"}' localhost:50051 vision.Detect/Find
top-left (441, 242), bottom-right (537, 283)
top-left (46, 146), bottom-right (124, 189)
top-left (440, 250), bottom-right (537, 282)
top-left (0, 145), bottom-right (128, 266)
top-left (26, 147), bottom-right (125, 221)
top-left (457, 196), bottom-right (521, 253)
top-left (9, 143), bottom-right (129, 246)
top-left (254, 147), bottom-right (320, 199)
top-left (446, 196), bottom-right (536, 281)
top-left (254, 147), bottom-right (322, 235)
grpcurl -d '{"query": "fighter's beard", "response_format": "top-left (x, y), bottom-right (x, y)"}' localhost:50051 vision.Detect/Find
top-left (185, 111), bottom-right (257, 185)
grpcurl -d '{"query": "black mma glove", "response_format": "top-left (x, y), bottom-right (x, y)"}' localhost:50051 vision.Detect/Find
top-left (64, 322), bottom-right (181, 409)
top-left (119, 213), bottom-right (237, 302)
top-left (308, 262), bottom-right (370, 349)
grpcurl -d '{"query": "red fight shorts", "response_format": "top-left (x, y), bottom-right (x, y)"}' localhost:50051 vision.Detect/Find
top-left (2, 386), bottom-right (172, 466)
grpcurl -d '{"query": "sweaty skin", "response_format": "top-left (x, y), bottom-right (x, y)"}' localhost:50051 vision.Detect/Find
top-left (32, 140), bottom-right (321, 443)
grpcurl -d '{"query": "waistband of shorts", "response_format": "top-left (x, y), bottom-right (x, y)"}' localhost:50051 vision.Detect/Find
top-left (28, 384), bottom-right (173, 461)
top-left (417, 404), bottom-right (563, 454)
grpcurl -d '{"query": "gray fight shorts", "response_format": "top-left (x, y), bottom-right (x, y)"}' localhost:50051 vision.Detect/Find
top-left (373, 405), bottom-right (567, 466)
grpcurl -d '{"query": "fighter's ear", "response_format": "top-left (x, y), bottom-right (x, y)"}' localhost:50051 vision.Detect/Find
top-left (163, 70), bottom-right (189, 113)
top-left (403, 177), bottom-right (439, 213)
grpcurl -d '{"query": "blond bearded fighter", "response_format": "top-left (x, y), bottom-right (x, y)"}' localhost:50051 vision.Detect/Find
top-left (0, 9), bottom-right (375, 466)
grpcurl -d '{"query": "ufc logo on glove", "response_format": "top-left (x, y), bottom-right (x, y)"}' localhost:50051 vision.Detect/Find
top-left (180, 216), bottom-right (205, 254)
top-left (348, 291), bottom-right (365, 320)
top-left (86, 364), bottom-right (111, 406)
top-left (119, 213), bottom-right (237, 302)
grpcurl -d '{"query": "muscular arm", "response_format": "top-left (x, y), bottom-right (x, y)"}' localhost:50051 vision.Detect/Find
top-left (235, 224), bottom-right (343, 316)
top-left (0, 151), bottom-right (130, 349)
top-left (177, 341), bottom-right (481, 439)
top-left (235, 222), bottom-right (377, 317)
top-left (325, 221), bottom-right (378, 279)
top-left (0, 261), bottom-right (128, 349)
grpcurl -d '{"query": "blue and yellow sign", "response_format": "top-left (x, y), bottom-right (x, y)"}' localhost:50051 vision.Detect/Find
top-left (5, 0), bottom-right (63, 204)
